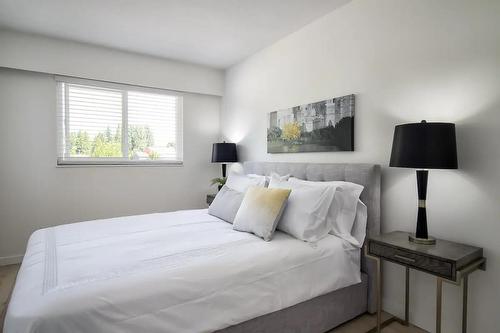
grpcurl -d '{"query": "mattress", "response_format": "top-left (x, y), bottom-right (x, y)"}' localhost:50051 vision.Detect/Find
top-left (4, 209), bottom-right (361, 333)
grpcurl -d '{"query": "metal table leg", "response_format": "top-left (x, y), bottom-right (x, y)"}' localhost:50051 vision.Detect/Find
top-left (365, 251), bottom-right (398, 333)
top-left (405, 267), bottom-right (409, 326)
top-left (436, 278), bottom-right (443, 333)
top-left (462, 275), bottom-right (468, 333)
top-left (376, 256), bottom-right (381, 333)
top-left (364, 246), bottom-right (409, 333)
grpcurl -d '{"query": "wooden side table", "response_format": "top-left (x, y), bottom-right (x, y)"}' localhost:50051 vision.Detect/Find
top-left (366, 231), bottom-right (486, 333)
top-left (206, 194), bottom-right (216, 206)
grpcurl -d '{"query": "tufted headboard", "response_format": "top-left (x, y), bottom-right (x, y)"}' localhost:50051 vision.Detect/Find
top-left (243, 161), bottom-right (381, 313)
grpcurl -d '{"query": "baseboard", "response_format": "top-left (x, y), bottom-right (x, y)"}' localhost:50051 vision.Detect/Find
top-left (0, 255), bottom-right (23, 266)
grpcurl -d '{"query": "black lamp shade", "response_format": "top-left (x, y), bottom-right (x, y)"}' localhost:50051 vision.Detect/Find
top-left (211, 142), bottom-right (237, 163)
top-left (390, 121), bottom-right (458, 169)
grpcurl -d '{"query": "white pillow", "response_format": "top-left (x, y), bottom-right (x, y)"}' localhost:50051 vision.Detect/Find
top-left (349, 200), bottom-right (368, 248)
top-left (247, 172), bottom-right (289, 187)
top-left (208, 185), bottom-right (244, 223)
top-left (269, 172), bottom-right (290, 183)
top-left (288, 178), bottom-right (364, 243)
top-left (225, 173), bottom-right (267, 192)
top-left (269, 177), bottom-right (336, 242)
top-left (247, 174), bottom-right (269, 187)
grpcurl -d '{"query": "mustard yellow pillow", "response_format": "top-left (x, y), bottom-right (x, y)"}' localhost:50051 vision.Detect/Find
top-left (233, 186), bottom-right (291, 241)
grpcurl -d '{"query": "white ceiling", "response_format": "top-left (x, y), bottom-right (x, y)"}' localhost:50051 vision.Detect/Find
top-left (0, 0), bottom-right (350, 69)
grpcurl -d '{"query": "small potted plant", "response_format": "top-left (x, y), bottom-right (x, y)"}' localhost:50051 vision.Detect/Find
top-left (210, 177), bottom-right (226, 191)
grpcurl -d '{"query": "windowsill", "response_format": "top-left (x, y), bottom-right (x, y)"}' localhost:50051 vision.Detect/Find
top-left (56, 160), bottom-right (184, 168)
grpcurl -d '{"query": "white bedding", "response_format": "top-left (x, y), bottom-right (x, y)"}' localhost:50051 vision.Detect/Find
top-left (4, 209), bottom-right (361, 333)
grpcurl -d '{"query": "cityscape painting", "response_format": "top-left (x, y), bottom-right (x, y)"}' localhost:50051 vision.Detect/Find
top-left (267, 94), bottom-right (355, 153)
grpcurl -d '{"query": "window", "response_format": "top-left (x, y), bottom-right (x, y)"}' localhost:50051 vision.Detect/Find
top-left (56, 77), bottom-right (183, 165)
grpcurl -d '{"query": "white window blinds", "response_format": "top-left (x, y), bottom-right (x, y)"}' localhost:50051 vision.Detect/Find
top-left (56, 77), bottom-right (183, 165)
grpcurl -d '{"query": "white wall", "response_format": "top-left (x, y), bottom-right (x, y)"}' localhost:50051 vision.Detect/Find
top-left (0, 30), bottom-right (224, 263)
top-left (0, 69), bottom-right (221, 262)
top-left (0, 29), bottom-right (224, 96)
top-left (221, 0), bottom-right (500, 332)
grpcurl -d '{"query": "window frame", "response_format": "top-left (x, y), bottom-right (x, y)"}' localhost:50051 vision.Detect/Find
top-left (55, 76), bottom-right (184, 167)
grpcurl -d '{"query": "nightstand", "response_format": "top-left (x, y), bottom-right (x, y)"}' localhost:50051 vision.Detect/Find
top-left (206, 194), bottom-right (216, 206)
top-left (366, 231), bottom-right (486, 333)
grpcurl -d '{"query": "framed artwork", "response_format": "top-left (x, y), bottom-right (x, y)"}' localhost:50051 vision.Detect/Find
top-left (267, 94), bottom-right (354, 153)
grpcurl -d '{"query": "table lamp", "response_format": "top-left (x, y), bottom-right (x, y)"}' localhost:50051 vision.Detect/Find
top-left (211, 142), bottom-right (238, 178)
top-left (389, 120), bottom-right (458, 245)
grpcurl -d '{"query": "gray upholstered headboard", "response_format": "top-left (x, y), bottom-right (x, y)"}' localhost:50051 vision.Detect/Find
top-left (243, 161), bottom-right (381, 313)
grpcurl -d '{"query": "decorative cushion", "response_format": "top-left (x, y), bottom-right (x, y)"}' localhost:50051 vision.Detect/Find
top-left (288, 178), bottom-right (364, 243)
top-left (269, 177), bottom-right (336, 242)
top-left (232, 186), bottom-right (291, 241)
top-left (208, 185), bottom-right (244, 223)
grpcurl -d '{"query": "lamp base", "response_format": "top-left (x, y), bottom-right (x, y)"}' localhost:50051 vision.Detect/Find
top-left (409, 234), bottom-right (436, 245)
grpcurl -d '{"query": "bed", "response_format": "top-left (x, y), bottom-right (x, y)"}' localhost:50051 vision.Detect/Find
top-left (4, 162), bottom-right (381, 333)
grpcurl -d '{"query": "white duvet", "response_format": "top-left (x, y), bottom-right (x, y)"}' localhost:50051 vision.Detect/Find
top-left (4, 209), bottom-right (361, 333)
